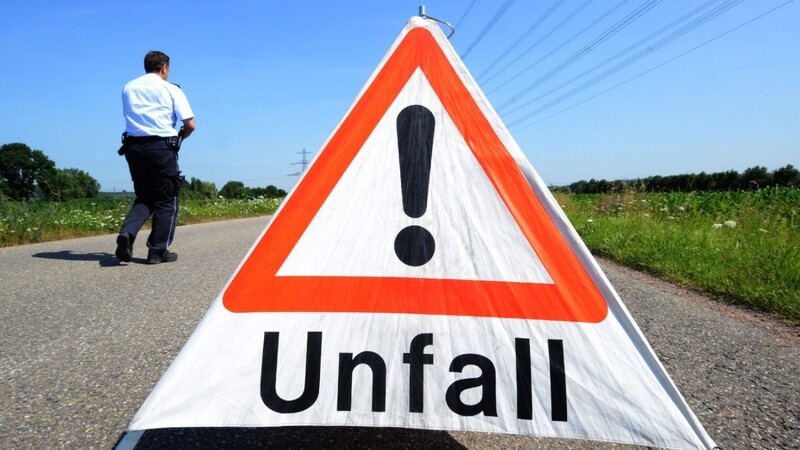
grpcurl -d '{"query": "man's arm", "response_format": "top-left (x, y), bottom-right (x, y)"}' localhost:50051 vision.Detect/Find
top-left (181, 118), bottom-right (196, 139)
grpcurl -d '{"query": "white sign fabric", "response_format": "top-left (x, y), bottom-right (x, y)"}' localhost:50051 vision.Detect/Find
top-left (131, 310), bottom-right (708, 447)
top-left (278, 69), bottom-right (552, 284)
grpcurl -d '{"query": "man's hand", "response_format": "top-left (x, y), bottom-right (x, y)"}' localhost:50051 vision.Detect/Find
top-left (181, 117), bottom-right (196, 139)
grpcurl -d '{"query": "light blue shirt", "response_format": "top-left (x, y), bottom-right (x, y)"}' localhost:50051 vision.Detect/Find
top-left (122, 73), bottom-right (194, 137)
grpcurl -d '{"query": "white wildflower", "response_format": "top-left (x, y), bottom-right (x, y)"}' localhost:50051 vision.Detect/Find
top-left (724, 220), bottom-right (737, 228)
top-left (712, 223), bottom-right (723, 229)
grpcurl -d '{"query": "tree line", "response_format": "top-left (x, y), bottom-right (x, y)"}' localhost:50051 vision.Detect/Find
top-left (6, 141), bottom-right (793, 200)
top-left (182, 179), bottom-right (287, 200)
top-left (563, 165), bottom-right (799, 194)
top-left (1, 142), bottom-right (287, 202)
top-left (0, 143), bottom-right (99, 201)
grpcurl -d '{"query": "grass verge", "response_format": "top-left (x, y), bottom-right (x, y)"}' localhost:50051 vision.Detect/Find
top-left (0, 197), bottom-right (281, 246)
top-left (555, 188), bottom-right (799, 322)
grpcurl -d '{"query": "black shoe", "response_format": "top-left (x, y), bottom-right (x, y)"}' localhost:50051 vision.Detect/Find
top-left (115, 233), bottom-right (133, 262)
top-left (147, 251), bottom-right (178, 265)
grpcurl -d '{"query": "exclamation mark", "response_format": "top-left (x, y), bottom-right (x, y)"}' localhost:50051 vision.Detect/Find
top-left (394, 105), bottom-right (436, 267)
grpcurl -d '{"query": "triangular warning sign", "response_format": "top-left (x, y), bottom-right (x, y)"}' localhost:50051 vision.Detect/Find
top-left (222, 23), bottom-right (607, 322)
top-left (124, 17), bottom-right (715, 450)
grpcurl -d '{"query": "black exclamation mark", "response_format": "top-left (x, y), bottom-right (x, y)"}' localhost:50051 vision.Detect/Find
top-left (394, 105), bottom-right (435, 267)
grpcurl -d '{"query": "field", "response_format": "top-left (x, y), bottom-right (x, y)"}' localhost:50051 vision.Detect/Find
top-left (0, 196), bottom-right (281, 246)
top-left (554, 187), bottom-right (799, 322)
top-left (2, 188), bottom-right (798, 321)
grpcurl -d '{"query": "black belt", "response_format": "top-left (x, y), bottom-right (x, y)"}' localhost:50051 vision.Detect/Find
top-left (119, 134), bottom-right (173, 156)
top-left (124, 135), bottom-right (169, 143)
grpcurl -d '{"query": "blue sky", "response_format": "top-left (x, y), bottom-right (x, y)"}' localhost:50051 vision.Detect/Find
top-left (1, 0), bottom-right (797, 192)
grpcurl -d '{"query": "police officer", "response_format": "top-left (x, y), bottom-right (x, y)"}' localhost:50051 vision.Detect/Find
top-left (115, 50), bottom-right (196, 264)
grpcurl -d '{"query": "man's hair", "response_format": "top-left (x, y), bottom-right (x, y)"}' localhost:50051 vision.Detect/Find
top-left (144, 51), bottom-right (170, 73)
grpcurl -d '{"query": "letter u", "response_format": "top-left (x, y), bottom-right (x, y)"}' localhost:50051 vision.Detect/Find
top-left (260, 331), bottom-right (322, 413)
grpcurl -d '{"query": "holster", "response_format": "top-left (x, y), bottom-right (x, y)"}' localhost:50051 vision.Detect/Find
top-left (166, 136), bottom-right (182, 152)
top-left (174, 172), bottom-right (186, 190)
top-left (118, 132), bottom-right (128, 156)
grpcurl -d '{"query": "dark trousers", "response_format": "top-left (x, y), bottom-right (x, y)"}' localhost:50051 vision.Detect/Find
top-left (119, 138), bottom-right (180, 259)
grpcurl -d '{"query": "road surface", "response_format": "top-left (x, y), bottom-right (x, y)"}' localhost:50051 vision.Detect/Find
top-left (1, 216), bottom-right (797, 449)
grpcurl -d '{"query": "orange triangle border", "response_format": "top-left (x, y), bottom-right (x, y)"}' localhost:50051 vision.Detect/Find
top-left (223, 26), bottom-right (608, 323)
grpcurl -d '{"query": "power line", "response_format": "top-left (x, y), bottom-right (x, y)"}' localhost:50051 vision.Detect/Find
top-left (485, 0), bottom-right (630, 91)
top-left (482, 0), bottom-right (604, 88)
top-left (504, 0), bottom-right (729, 118)
top-left (506, 0), bottom-right (746, 125)
top-left (454, 0), bottom-right (480, 29)
top-left (510, 0), bottom-right (796, 132)
top-left (496, 0), bottom-right (662, 112)
top-left (461, 0), bottom-right (517, 59)
top-left (474, 0), bottom-right (568, 81)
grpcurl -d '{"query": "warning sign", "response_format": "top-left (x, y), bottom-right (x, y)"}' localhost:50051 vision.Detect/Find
top-left (125, 17), bottom-right (716, 450)
top-left (222, 25), bottom-right (607, 322)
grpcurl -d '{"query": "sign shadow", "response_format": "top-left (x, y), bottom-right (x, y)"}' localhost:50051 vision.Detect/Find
top-left (126, 427), bottom-right (468, 449)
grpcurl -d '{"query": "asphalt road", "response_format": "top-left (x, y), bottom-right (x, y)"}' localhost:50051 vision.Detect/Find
top-left (1, 216), bottom-right (797, 449)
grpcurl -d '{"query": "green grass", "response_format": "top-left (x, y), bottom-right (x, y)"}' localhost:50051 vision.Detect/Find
top-left (555, 188), bottom-right (799, 322)
top-left (0, 196), bottom-right (282, 246)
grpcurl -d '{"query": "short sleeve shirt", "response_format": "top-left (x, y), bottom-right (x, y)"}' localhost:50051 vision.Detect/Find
top-left (122, 73), bottom-right (194, 137)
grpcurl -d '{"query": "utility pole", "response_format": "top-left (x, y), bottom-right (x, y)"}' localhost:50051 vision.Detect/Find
top-left (288, 147), bottom-right (312, 177)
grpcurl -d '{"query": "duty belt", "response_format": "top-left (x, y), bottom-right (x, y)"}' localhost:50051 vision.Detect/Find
top-left (119, 134), bottom-right (180, 155)
top-left (124, 135), bottom-right (168, 143)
